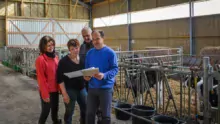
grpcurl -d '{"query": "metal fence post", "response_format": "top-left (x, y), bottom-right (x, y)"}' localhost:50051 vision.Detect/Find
top-left (203, 57), bottom-right (211, 124)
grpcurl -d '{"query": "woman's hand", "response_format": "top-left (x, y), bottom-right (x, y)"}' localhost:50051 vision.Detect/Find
top-left (43, 98), bottom-right (50, 103)
top-left (63, 94), bottom-right (70, 104)
top-left (94, 73), bottom-right (104, 80)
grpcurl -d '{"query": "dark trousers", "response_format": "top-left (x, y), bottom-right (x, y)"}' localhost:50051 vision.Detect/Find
top-left (85, 83), bottom-right (102, 124)
top-left (86, 88), bottom-right (113, 124)
top-left (64, 88), bottom-right (87, 124)
top-left (38, 92), bottom-right (59, 124)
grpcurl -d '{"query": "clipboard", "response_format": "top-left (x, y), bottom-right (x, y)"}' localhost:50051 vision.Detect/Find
top-left (64, 67), bottom-right (99, 78)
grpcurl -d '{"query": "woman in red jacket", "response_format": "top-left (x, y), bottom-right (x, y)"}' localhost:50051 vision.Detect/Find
top-left (35, 36), bottom-right (62, 124)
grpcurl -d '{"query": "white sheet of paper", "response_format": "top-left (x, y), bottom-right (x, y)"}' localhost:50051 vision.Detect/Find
top-left (64, 70), bottom-right (83, 78)
top-left (64, 67), bottom-right (99, 78)
top-left (82, 67), bottom-right (99, 76)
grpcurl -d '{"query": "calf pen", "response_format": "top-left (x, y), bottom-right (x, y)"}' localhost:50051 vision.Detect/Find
top-left (1, 46), bottom-right (220, 124)
top-left (112, 47), bottom-right (220, 124)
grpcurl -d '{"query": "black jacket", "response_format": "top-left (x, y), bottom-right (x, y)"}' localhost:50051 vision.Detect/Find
top-left (57, 55), bottom-right (84, 90)
top-left (79, 41), bottom-right (94, 68)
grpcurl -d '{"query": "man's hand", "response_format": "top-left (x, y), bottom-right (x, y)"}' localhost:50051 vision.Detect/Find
top-left (84, 76), bottom-right (92, 81)
top-left (94, 73), bottom-right (104, 80)
top-left (63, 94), bottom-right (70, 104)
top-left (43, 98), bottom-right (50, 103)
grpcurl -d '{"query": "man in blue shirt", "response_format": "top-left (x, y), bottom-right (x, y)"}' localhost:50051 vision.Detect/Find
top-left (84, 30), bottom-right (118, 124)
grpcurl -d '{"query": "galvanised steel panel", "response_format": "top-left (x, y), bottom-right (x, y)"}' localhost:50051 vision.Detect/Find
top-left (7, 18), bottom-right (89, 47)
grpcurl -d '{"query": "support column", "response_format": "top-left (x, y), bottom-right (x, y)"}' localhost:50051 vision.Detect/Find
top-left (5, 0), bottom-right (8, 46)
top-left (189, 0), bottom-right (195, 55)
top-left (127, 0), bottom-right (132, 51)
top-left (21, 0), bottom-right (24, 16)
top-left (89, 0), bottom-right (92, 28)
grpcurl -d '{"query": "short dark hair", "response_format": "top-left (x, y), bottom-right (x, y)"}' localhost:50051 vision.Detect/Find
top-left (39, 36), bottom-right (55, 54)
top-left (67, 39), bottom-right (80, 49)
top-left (92, 30), bottom-right (104, 38)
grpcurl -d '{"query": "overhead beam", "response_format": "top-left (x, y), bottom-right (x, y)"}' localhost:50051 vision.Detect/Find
top-left (93, 0), bottom-right (119, 7)
top-left (72, 0), bottom-right (91, 10)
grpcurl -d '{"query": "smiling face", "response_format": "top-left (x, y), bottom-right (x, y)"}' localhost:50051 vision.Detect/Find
top-left (45, 41), bottom-right (54, 53)
top-left (92, 31), bottom-right (104, 49)
top-left (82, 29), bottom-right (92, 43)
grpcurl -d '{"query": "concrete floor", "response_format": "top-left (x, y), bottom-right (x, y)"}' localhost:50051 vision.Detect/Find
top-left (0, 64), bottom-right (131, 124)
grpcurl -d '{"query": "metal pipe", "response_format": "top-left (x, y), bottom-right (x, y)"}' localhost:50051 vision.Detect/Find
top-left (180, 75), bottom-right (183, 118)
top-left (203, 57), bottom-right (211, 124)
top-left (115, 48), bottom-right (180, 53)
top-left (89, 0), bottom-right (93, 28)
top-left (127, 0), bottom-right (132, 51)
top-left (179, 46), bottom-right (183, 67)
top-left (188, 72), bottom-right (192, 119)
top-left (124, 54), bottom-right (181, 61)
top-left (118, 63), bottom-right (198, 75)
top-left (218, 80), bottom-right (220, 124)
top-left (156, 71), bottom-right (159, 113)
top-left (189, 0), bottom-right (195, 55)
top-left (194, 75), bottom-right (198, 123)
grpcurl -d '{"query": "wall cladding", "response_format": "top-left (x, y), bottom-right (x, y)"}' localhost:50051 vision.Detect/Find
top-left (7, 18), bottom-right (89, 47)
top-left (93, 0), bottom-right (198, 18)
top-left (96, 14), bottom-right (220, 54)
top-left (0, 0), bottom-right (89, 19)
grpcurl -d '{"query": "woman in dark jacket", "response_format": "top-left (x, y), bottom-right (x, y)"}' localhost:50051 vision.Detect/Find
top-left (35, 36), bottom-right (62, 124)
top-left (57, 39), bottom-right (87, 124)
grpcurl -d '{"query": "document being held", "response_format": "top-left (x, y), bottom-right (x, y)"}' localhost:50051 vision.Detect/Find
top-left (64, 67), bottom-right (99, 78)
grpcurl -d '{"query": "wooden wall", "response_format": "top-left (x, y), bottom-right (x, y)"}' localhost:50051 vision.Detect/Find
top-left (92, 0), bottom-right (196, 18)
top-left (95, 14), bottom-right (220, 54)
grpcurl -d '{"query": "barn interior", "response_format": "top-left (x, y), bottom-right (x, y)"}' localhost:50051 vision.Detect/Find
top-left (0, 0), bottom-right (220, 124)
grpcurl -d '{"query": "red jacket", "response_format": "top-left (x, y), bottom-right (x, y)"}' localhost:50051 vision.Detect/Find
top-left (35, 54), bottom-right (59, 99)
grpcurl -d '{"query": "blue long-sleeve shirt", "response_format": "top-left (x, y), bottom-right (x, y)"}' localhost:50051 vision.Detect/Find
top-left (85, 46), bottom-right (118, 89)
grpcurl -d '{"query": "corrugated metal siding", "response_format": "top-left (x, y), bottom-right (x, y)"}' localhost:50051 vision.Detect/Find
top-left (7, 18), bottom-right (89, 47)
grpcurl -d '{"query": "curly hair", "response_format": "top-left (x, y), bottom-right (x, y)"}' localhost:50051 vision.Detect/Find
top-left (67, 39), bottom-right (80, 49)
top-left (38, 36), bottom-right (55, 54)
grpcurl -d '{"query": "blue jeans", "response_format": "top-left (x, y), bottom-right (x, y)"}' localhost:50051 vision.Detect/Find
top-left (64, 88), bottom-right (87, 124)
top-left (86, 88), bottom-right (113, 124)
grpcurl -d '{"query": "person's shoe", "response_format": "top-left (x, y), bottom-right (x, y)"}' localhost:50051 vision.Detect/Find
top-left (53, 119), bottom-right (62, 124)
top-left (97, 120), bottom-right (101, 124)
top-left (97, 115), bottom-right (102, 124)
top-left (79, 117), bottom-right (86, 124)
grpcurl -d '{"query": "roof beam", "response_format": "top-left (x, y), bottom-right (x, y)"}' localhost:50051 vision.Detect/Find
top-left (93, 0), bottom-right (119, 7)
top-left (72, 0), bottom-right (91, 10)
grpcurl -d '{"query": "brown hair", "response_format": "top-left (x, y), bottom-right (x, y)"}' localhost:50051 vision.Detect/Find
top-left (67, 39), bottom-right (80, 49)
top-left (39, 35), bottom-right (55, 54)
top-left (92, 30), bottom-right (105, 38)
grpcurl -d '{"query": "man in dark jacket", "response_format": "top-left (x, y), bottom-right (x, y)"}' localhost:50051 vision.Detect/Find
top-left (79, 27), bottom-right (102, 124)
top-left (79, 27), bottom-right (94, 70)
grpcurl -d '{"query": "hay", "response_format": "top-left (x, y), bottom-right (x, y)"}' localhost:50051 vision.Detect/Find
top-left (113, 79), bottom-right (197, 117)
